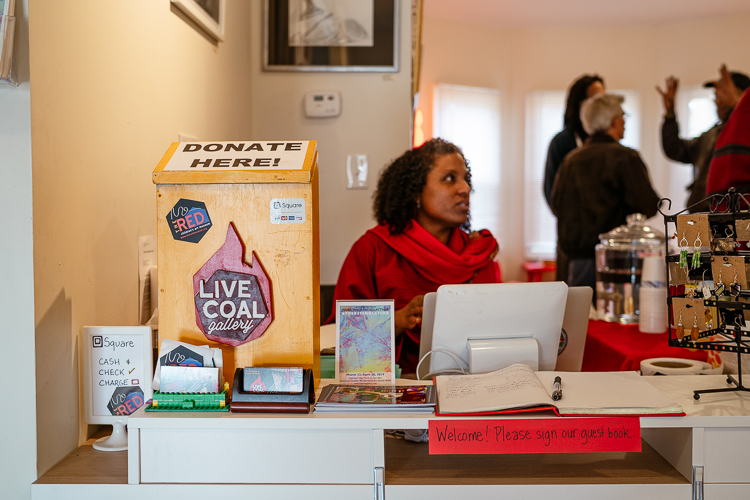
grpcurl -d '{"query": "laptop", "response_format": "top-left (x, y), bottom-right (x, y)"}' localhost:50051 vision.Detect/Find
top-left (554, 286), bottom-right (593, 372)
top-left (417, 285), bottom-right (592, 379)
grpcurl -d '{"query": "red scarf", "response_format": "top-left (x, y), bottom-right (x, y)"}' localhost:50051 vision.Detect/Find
top-left (368, 222), bottom-right (499, 284)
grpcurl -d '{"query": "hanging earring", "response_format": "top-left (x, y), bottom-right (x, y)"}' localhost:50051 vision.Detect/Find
top-left (691, 232), bottom-right (702, 269)
top-left (701, 269), bottom-right (711, 299)
top-left (675, 312), bottom-right (685, 339)
top-left (726, 226), bottom-right (735, 239)
top-left (679, 234), bottom-right (689, 268)
top-left (690, 313), bottom-right (700, 341)
top-left (715, 270), bottom-right (725, 296)
top-left (711, 227), bottom-right (717, 252)
top-left (704, 307), bottom-right (713, 330)
top-left (731, 270), bottom-right (741, 297)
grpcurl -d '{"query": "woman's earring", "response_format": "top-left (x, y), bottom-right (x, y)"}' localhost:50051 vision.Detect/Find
top-left (715, 270), bottom-right (725, 296)
top-left (679, 234), bottom-right (689, 268)
top-left (416, 199), bottom-right (421, 210)
top-left (701, 269), bottom-right (711, 299)
top-left (690, 313), bottom-right (700, 341)
top-left (705, 307), bottom-right (713, 330)
top-left (676, 312), bottom-right (685, 339)
top-left (692, 233), bottom-right (702, 269)
top-left (731, 270), bottom-right (741, 297)
top-left (736, 316), bottom-right (745, 331)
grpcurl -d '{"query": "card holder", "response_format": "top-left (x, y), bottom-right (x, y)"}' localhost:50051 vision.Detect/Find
top-left (230, 367), bottom-right (315, 414)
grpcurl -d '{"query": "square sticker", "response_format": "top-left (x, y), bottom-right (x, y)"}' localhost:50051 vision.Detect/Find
top-left (270, 198), bottom-right (306, 225)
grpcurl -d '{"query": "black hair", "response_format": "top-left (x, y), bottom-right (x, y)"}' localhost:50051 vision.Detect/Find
top-left (373, 138), bottom-right (471, 235)
top-left (564, 74), bottom-right (605, 141)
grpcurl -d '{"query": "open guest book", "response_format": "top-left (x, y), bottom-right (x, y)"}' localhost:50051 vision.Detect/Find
top-left (435, 364), bottom-right (685, 417)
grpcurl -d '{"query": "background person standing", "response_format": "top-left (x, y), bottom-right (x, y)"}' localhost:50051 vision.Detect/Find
top-left (657, 70), bottom-right (750, 212)
top-left (551, 94), bottom-right (660, 290)
top-left (544, 74), bottom-right (605, 281)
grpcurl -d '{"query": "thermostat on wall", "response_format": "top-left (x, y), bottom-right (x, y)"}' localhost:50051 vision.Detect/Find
top-left (305, 91), bottom-right (341, 118)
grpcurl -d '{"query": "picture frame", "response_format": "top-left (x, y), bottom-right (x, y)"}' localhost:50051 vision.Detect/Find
top-left (335, 300), bottom-right (396, 385)
top-left (171, 0), bottom-right (226, 42)
top-left (264, 0), bottom-right (399, 72)
top-left (411, 0), bottom-right (422, 99)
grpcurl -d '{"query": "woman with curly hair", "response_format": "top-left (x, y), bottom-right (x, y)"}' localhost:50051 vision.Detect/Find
top-left (328, 138), bottom-right (501, 374)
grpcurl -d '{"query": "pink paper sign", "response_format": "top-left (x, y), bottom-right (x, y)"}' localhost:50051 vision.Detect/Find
top-left (429, 417), bottom-right (641, 454)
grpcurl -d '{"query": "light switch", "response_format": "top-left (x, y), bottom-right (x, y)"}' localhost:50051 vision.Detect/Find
top-left (346, 155), bottom-right (368, 189)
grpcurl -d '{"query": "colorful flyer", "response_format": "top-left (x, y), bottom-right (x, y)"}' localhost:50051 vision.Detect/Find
top-left (335, 300), bottom-right (395, 385)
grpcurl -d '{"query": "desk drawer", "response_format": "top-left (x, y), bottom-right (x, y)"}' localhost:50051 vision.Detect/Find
top-left (704, 428), bottom-right (750, 483)
top-left (139, 428), bottom-right (374, 484)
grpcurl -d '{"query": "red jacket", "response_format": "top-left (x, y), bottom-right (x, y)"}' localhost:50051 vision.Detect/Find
top-left (707, 91), bottom-right (750, 195)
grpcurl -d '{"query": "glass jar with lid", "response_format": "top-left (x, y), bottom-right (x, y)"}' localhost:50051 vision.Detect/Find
top-left (596, 213), bottom-right (665, 324)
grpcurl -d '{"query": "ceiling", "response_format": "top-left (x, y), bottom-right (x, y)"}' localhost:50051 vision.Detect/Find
top-left (423, 0), bottom-right (750, 29)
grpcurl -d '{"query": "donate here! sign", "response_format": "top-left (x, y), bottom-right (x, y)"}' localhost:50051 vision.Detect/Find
top-left (163, 141), bottom-right (310, 171)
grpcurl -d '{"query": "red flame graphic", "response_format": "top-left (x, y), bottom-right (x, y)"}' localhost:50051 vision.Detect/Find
top-left (193, 223), bottom-right (273, 346)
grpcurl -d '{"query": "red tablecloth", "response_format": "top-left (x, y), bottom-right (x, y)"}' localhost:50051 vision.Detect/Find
top-left (581, 320), bottom-right (708, 372)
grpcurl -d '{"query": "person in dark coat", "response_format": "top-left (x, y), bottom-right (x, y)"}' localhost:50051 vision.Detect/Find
top-left (551, 94), bottom-right (660, 290)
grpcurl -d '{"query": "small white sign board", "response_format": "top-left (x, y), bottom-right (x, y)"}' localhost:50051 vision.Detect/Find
top-left (82, 326), bottom-right (153, 451)
top-left (163, 141), bottom-right (310, 171)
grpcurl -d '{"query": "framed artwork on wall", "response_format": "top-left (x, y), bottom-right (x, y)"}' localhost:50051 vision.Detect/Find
top-left (264, 0), bottom-right (399, 72)
top-left (171, 0), bottom-right (226, 42)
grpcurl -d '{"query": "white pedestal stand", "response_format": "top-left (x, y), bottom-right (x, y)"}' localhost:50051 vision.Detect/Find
top-left (92, 421), bottom-right (128, 452)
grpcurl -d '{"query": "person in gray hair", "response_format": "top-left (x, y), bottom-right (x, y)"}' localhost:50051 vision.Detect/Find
top-left (551, 93), bottom-right (660, 291)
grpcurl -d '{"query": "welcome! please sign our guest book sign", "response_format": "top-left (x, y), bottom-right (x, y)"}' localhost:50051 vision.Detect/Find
top-left (429, 364), bottom-right (684, 455)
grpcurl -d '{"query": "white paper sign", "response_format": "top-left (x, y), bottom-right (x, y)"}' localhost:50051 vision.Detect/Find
top-left (270, 198), bottom-right (306, 224)
top-left (83, 326), bottom-right (153, 420)
top-left (163, 141), bottom-right (310, 171)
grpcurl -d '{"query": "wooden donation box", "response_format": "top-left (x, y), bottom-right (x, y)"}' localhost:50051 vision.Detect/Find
top-left (152, 141), bottom-right (320, 386)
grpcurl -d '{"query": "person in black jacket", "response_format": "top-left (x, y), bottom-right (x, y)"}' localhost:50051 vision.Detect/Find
top-left (544, 74), bottom-right (605, 280)
top-left (551, 94), bottom-right (660, 290)
top-left (657, 71), bottom-right (750, 212)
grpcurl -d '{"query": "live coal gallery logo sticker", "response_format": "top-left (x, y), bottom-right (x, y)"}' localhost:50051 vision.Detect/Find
top-left (192, 223), bottom-right (273, 347)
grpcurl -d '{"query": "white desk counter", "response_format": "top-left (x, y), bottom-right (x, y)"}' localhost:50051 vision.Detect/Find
top-left (33, 375), bottom-right (750, 500)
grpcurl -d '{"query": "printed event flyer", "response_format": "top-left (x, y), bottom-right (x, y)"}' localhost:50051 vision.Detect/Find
top-left (336, 300), bottom-right (395, 385)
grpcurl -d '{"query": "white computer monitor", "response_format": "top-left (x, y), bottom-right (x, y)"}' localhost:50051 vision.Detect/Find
top-left (427, 282), bottom-right (568, 375)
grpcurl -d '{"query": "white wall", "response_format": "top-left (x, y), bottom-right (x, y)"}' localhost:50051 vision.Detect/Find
top-left (25, 0), bottom-right (411, 480)
top-left (28, 0), bottom-right (254, 475)
top-left (247, 1), bottom-right (413, 285)
top-left (0, 3), bottom-right (36, 498)
top-left (419, 13), bottom-right (750, 281)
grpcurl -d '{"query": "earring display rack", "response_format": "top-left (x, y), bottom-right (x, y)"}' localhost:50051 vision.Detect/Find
top-left (660, 188), bottom-right (750, 400)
